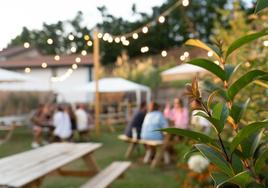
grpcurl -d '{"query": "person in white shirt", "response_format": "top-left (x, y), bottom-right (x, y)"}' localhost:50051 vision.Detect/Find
top-left (53, 105), bottom-right (72, 141)
top-left (75, 104), bottom-right (89, 141)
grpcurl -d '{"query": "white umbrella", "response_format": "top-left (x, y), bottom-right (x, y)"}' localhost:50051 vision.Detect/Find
top-left (0, 68), bottom-right (31, 83)
top-left (161, 64), bottom-right (208, 81)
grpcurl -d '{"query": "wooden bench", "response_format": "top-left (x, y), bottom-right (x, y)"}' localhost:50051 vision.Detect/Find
top-left (0, 123), bottom-right (16, 145)
top-left (118, 135), bottom-right (166, 168)
top-left (81, 161), bottom-right (131, 188)
top-left (0, 143), bottom-right (102, 188)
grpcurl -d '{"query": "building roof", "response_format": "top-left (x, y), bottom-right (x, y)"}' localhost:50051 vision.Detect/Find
top-left (0, 54), bottom-right (93, 69)
top-left (0, 46), bottom-right (35, 58)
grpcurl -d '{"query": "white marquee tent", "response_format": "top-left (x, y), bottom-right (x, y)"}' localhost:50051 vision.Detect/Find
top-left (161, 64), bottom-right (208, 81)
top-left (72, 77), bottom-right (151, 105)
top-left (0, 68), bottom-right (31, 83)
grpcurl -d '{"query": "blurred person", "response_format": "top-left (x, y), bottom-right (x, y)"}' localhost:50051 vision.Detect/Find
top-left (31, 104), bottom-right (45, 148)
top-left (53, 105), bottom-right (72, 141)
top-left (141, 101), bottom-right (168, 163)
top-left (164, 98), bottom-right (189, 129)
top-left (124, 101), bottom-right (147, 139)
top-left (75, 104), bottom-right (89, 141)
top-left (66, 104), bottom-right (77, 139)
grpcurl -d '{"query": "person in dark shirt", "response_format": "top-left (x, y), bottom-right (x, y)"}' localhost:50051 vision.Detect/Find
top-left (124, 101), bottom-right (147, 139)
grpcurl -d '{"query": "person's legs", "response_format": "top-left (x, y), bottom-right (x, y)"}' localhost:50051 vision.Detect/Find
top-left (32, 126), bottom-right (42, 148)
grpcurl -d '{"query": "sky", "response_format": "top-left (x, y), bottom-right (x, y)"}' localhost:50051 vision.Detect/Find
top-left (0, 0), bottom-right (165, 49)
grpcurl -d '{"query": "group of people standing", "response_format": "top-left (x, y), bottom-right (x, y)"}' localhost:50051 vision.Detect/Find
top-left (124, 97), bottom-right (189, 141)
top-left (31, 103), bottom-right (92, 148)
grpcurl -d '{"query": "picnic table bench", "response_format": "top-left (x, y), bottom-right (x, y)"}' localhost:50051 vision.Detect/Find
top-left (0, 123), bottom-right (16, 145)
top-left (118, 134), bottom-right (167, 168)
top-left (0, 143), bottom-right (102, 188)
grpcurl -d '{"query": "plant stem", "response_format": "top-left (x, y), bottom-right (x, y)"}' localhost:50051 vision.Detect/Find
top-left (218, 133), bottom-right (230, 162)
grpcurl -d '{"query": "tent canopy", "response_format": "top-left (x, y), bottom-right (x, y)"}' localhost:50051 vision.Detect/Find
top-left (0, 81), bottom-right (52, 92)
top-left (0, 68), bottom-right (31, 83)
top-left (75, 77), bottom-right (150, 93)
top-left (161, 64), bottom-right (208, 81)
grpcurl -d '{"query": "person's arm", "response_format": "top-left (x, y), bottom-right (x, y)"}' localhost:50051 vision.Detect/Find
top-left (160, 113), bottom-right (168, 129)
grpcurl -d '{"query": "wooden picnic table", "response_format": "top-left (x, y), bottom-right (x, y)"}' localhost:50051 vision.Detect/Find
top-left (0, 142), bottom-right (102, 188)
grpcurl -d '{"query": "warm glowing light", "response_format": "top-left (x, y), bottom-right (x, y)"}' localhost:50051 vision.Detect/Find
top-left (71, 47), bottom-right (77, 53)
top-left (263, 40), bottom-right (268, 47)
top-left (75, 57), bottom-right (81, 63)
top-left (24, 67), bottom-right (31, 73)
top-left (207, 51), bottom-right (213, 57)
top-left (184, 51), bottom-right (189, 57)
top-left (123, 40), bottom-right (130, 46)
top-left (245, 62), bottom-right (251, 67)
top-left (120, 36), bottom-right (126, 41)
top-left (161, 50), bottom-right (167, 57)
top-left (47, 38), bottom-right (53, 45)
top-left (141, 46), bottom-right (149, 53)
top-left (108, 37), bottom-right (113, 43)
top-left (182, 0), bottom-right (189, 7)
top-left (214, 61), bottom-right (220, 65)
top-left (72, 64), bottom-right (78, 69)
top-left (142, 26), bottom-right (149, 34)
top-left (24, 42), bottom-right (30, 48)
top-left (54, 55), bottom-right (60, 61)
top-left (41, 62), bottom-right (47, 68)
top-left (87, 41), bottom-right (93, 46)
top-left (132, 33), bottom-right (139, 39)
top-left (115, 37), bottom-right (120, 43)
top-left (81, 50), bottom-right (87, 56)
top-left (68, 34), bottom-right (75, 41)
top-left (103, 33), bottom-right (110, 41)
top-left (158, 16), bottom-right (165, 23)
top-left (97, 33), bottom-right (103, 38)
top-left (84, 35), bottom-right (90, 41)
top-left (180, 55), bottom-right (186, 61)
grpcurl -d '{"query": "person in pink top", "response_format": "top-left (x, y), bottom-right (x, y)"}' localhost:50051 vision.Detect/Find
top-left (164, 98), bottom-right (189, 129)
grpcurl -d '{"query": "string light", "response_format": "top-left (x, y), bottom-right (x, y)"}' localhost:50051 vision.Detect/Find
top-left (103, 33), bottom-right (110, 41)
top-left (75, 57), bottom-right (81, 63)
top-left (123, 40), bottom-right (130, 46)
top-left (87, 41), bottom-right (93, 46)
top-left (97, 33), bottom-right (103, 38)
top-left (71, 47), bottom-right (77, 53)
top-left (141, 46), bottom-right (149, 53)
top-left (184, 51), bottom-right (189, 57)
top-left (51, 68), bottom-right (73, 82)
top-left (24, 42), bottom-right (30, 48)
top-left (115, 37), bottom-right (120, 43)
top-left (180, 55), bottom-right (186, 61)
top-left (132, 33), bottom-right (139, 39)
top-left (120, 36), bottom-right (126, 42)
top-left (161, 50), bottom-right (167, 57)
top-left (263, 40), bottom-right (268, 47)
top-left (158, 16), bottom-right (166, 23)
top-left (47, 38), bottom-right (53, 45)
top-left (72, 64), bottom-right (78, 69)
top-left (182, 0), bottom-right (189, 7)
top-left (54, 55), bottom-right (60, 61)
top-left (108, 37), bottom-right (113, 43)
top-left (24, 67), bottom-right (31, 73)
top-left (41, 62), bottom-right (47, 68)
top-left (207, 51), bottom-right (213, 57)
top-left (81, 50), bottom-right (87, 56)
top-left (68, 34), bottom-right (75, 41)
top-left (84, 35), bottom-right (90, 41)
top-left (142, 26), bottom-right (149, 34)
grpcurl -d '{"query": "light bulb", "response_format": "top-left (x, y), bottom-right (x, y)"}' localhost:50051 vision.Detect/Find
top-left (142, 26), bottom-right (149, 34)
top-left (158, 16), bottom-right (165, 23)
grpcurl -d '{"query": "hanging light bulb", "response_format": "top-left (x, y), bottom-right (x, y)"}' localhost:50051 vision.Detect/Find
top-left (207, 51), bottom-right (213, 57)
top-left (108, 37), bottom-right (113, 43)
top-left (103, 33), bottom-right (110, 41)
top-left (84, 35), bottom-right (90, 41)
top-left (142, 26), bottom-right (149, 34)
top-left (54, 55), bottom-right (60, 61)
top-left (123, 40), bottom-right (130, 46)
top-left (120, 36), bottom-right (126, 42)
top-left (180, 55), bottom-right (186, 61)
top-left (97, 33), bottom-right (103, 38)
top-left (47, 38), bottom-right (53, 45)
top-left (132, 33), bottom-right (139, 39)
top-left (23, 42), bottom-right (30, 48)
top-left (71, 47), bottom-right (77, 53)
top-left (87, 41), bottom-right (93, 46)
top-left (184, 51), bottom-right (189, 57)
top-left (141, 46), bottom-right (149, 53)
top-left (75, 57), bottom-right (81, 63)
top-left (182, 0), bottom-right (189, 7)
top-left (115, 37), bottom-right (120, 43)
top-left (263, 40), bottom-right (268, 47)
top-left (24, 67), bottom-right (31, 73)
top-left (41, 62), bottom-right (47, 68)
top-left (158, 16), bottom-right (165, 23)
top-left (72, 64), bottom-right (78, 69)
top-left (161, 50), bottom-right (167, 57)
top-left (68, 34), bottom-right (75, 41)
top-left (81, 50), bottom-right (87, 56)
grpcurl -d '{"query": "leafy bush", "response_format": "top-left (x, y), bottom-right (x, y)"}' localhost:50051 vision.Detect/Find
top-left (162, 29), bottom-right (268, 187)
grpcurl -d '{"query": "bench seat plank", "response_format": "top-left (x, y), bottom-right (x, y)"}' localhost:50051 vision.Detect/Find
top-left (118, 135), bottom-right (163, 146)
top-left (81, 161), bottom-right (131, 188)
top-left (0, 143), bottom-right (102, 187)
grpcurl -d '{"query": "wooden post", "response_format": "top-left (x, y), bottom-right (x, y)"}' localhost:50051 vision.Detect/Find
top-left (93, 31), bottom-right (100, 136)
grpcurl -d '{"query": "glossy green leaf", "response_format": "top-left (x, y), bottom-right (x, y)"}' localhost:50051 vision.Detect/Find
top-left (185, 39), bottom-right (221, 60)
top-left (231, 153), bottom-right (244, 174)
top-left (211, 172), bottom-right (229, 187)
top-left (230, 121), bottom-right (268, 153)
top-left (161, 128), bottom-right (216, 146)
top-left (228, 70), bottom-right (268, 100)
top-left (195, 144), bottom-right (233, 176)
top-left (187, 58), bottom-right (226, 81)
top-left (255, 0), bottom-right (268, 14)
top-left (241, 131), bottom-right (263, 159)
top-left (194, 111), bottom-right (221, 134)
top-left (225, 30), bottom-right (268, 59)
top-left (255, 149), bottom-right (268, 173)
top-left (212, 103), bottom-right (229, 133)
top-left (230, 99), bottom-right (250, 124)
top-left (226, 63), bottom-right (242, 82)
top-left (213, 171), bottom-right (251, 188)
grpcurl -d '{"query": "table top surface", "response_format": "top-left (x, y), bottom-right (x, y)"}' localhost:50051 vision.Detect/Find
top-left (0, 142), bottom-right (102, 187)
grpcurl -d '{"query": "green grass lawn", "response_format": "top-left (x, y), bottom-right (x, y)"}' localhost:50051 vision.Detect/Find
top-left (0, 125), bottom-right (189, 188)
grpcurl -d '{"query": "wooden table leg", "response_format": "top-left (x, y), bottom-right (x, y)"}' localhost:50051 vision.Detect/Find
top-left (23, 178), bottom-right (43, 188)
top-left (151, 146), bottom-right (164, 168)
top-left (125, 143), bottom-right (137, 158)
top-left (83, 153), bottom-right (100, 174)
